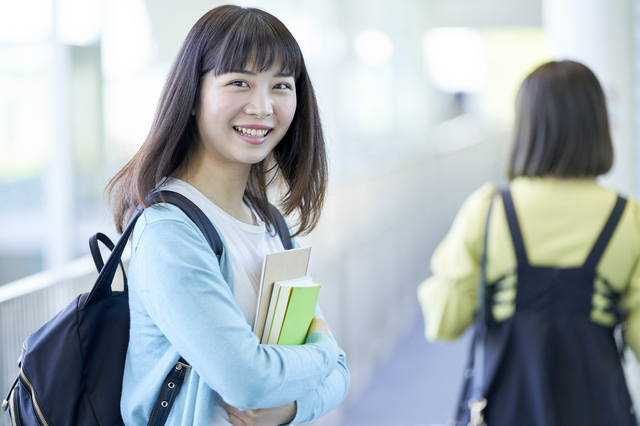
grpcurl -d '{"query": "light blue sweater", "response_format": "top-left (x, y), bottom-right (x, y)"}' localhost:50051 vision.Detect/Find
top-left (121, 204), bottom-right (349, 425)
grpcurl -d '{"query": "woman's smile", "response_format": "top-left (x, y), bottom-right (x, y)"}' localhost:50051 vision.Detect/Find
top-left (232, 125), bottom-right (273, 145)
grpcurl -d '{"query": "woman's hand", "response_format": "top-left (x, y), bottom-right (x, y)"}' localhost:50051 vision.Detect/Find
top-left (226, 402), bottom-right (297, 426)
top-left (307, 315), bottom-right (329, 337)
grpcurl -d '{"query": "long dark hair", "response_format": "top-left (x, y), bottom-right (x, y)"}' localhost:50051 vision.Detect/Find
top-left (507, 60), bottom-right (613, 180)
top-left (105, 5), bottom-right (327, 236)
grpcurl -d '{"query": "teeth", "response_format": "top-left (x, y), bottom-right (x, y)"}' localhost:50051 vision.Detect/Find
top-left (234, 126), bottom-right (269, 138)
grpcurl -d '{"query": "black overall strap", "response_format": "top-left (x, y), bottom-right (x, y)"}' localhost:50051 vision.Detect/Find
top-left (583, 195), bottom-right (627, 273)
top-left (501, 189), bottom-right (529, 267)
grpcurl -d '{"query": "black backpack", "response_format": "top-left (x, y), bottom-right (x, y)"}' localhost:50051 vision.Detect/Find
top-left (2, 191), bottom-right (292, 426)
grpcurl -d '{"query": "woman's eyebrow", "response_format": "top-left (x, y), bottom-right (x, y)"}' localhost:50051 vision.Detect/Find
top-left (227, 69), bottom-right (293, 78)
top-left (229, 69), bottom-right (256, 75)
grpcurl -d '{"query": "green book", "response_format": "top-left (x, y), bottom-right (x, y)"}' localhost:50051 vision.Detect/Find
top-left (277, 280), bottom-right (321, 346)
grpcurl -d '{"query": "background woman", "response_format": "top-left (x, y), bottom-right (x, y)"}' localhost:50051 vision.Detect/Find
top-left (418, 60), bottom-right (640, 425)
top-left (105, 5), bottom-right (349, 425)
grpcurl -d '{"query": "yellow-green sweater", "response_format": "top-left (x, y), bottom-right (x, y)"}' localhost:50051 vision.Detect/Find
top-left (417, 177), bottom-right (640, 362)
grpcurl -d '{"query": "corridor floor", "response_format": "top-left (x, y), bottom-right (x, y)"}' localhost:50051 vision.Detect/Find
top-left (338, 312), bottom-right (473, 426)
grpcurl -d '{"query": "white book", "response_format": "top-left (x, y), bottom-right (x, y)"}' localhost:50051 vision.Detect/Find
top-left (262, 285), bottom-right (291, 344)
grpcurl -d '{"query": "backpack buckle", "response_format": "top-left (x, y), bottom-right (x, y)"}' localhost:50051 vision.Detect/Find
top-left (175, 360), bottom-right (191, 382)
top-left (468, 397), bottom-right (487, 426)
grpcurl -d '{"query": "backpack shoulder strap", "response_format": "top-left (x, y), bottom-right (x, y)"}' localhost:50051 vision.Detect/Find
top-left (268, 204), bottom-right (293, 250)
top-left (87, 193), bottom-right (292, 307)
top-left (159, 192), bottom-right (293, 252)
top-left (155, 190), bottom-right (224, 261)
top-left (86, 191), bottom-right (224, 306)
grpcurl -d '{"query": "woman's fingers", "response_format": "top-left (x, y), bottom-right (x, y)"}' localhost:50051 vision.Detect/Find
top-left (227, 410), bottom-right (247, 426)
top-left (307, 315), bottom-right (329, 337)
top-left (226, 402), bottom-right (296, 426)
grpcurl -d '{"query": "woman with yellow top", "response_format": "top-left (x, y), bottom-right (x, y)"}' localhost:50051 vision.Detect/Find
top-left (418, 60), bottom-right (640, 426)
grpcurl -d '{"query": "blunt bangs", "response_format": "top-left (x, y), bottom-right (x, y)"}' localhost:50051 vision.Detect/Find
top-left (202, 8), bottom-right (303, 79)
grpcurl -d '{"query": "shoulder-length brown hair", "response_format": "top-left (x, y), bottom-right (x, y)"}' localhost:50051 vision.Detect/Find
top-left (105, 5), bottom-right (327, 236)
top-left (507, 60), bottom-right (613, 180)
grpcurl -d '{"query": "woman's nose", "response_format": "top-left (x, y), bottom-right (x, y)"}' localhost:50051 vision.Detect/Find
top-left (244, 89), bottom-right (274, 119)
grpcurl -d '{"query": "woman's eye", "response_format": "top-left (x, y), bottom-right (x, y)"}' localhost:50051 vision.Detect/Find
top-left (230, 81), bottom-right (248, 87)
top-left (274, 83), bottom-right (293, 90)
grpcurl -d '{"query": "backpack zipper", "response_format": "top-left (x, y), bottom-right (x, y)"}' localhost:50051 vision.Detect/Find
top-left (2, 375), bottom-right (19, 412)
top-left (9, 389), bottom-right (18, 426)
top-left (19, 367), bottom-right (48, 426)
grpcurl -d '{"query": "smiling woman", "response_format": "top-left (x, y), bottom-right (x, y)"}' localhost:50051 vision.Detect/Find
top-left (188, 68), bottom-right (297, 185)
top-left (103, 5), bottom-right (348, 426)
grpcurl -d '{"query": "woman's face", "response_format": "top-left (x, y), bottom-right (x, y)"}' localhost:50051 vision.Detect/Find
top-left (193, 65), bottom-right (297, 171)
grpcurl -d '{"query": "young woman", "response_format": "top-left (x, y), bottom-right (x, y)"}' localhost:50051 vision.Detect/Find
top-left (105, 6), bottom-right (349, 425)
top-left (418, 60), bottom-right (640, 425)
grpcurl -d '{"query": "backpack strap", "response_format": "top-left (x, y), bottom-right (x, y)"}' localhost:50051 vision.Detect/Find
top-left (455, 191), bottom-right (495, 425)
top-left (501, 189), bottom-right (529, 268)
top-left (153, 190), bottom-right (224, 261)
top-left (88, 192), bottom-right (294, 301)
top-left (89, 232), bottom-right (129, 291)
top-left (156, 191), bottom-right (293, 253)
top-left (85, 205), bottom-right (144, 306)
top-left (269, 204), bottom-right (293, 250)
top-left (583, 195), bottom-right (626, 273)
top-left (147, 359), bottom-right (191, 426)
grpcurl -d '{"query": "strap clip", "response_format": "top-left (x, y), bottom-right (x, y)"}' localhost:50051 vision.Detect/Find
top-left (175, 360), bottom-right (191, 382)
top-left (468, 397), bottom-right (487, 426)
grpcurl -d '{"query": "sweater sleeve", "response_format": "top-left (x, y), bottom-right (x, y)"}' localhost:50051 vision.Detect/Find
top-left (623, 259), bottom-right (640, 362)
top-left (622, 201), bottom-right (640, 362)
top-left (417, 183), bottom-right (495, 341)
top-left (289, 306), bottom-right (349, 424)
top-left (132, 210), bottom-right (340, 410)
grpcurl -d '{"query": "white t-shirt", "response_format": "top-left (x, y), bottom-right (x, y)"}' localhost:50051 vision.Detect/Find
top-left (159, 178), bottom-right (285, 425)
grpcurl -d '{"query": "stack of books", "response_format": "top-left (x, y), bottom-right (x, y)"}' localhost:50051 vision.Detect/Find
top-left (252, 247), bottom-right (321, 346)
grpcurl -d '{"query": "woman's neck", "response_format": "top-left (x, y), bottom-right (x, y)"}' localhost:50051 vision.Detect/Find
top-left (175, 151), bottom-right (256, 225)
